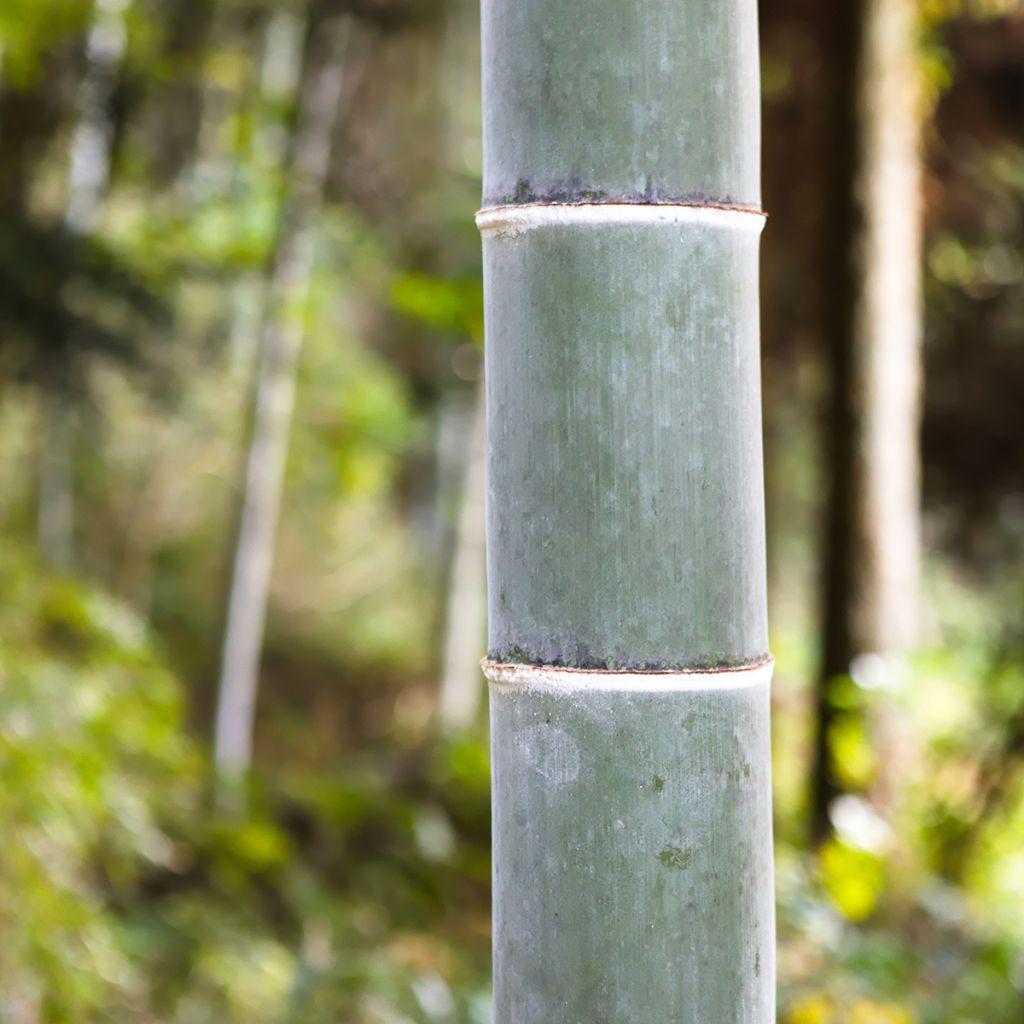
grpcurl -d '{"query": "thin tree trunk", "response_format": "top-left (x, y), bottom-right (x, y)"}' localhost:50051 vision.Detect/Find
top-left (64, 0), bottom-right (128, 232)
top-left (438, 381), bottom-right (486, 730)
top-left (37, 391), bottom-right (75, 571)
top-left (213, 15), bottom-right (352, 791)
top-left (811, 0), bottom-right (923, 844)
top-left (479, 0), bottom-right (773, 1018)
top-left (36, 0), bottom-right (129, 568)
top-left (221, 10), bottom-right (304, 378)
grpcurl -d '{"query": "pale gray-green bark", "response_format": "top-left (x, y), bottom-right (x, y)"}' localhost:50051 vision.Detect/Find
top-left (484, 207), bottom-right (767, 670)
top-left (479, 0), bottom-right (773, 1019)
top-left (482, 0), bottom-right (759, 209)
top-left (489, 663), bottom-right (773, 1022)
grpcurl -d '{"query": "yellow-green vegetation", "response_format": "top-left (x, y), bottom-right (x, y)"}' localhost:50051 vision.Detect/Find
top-left (0, 548), bottom-right (493, 1022)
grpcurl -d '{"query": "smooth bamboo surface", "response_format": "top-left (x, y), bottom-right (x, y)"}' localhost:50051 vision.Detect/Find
top-left (482, 0), bottom-right (760, 208)
top-left (479, 0), bottom-right (772, 1019)
top-left (481, 206), bottom-right (767, 670)
top-left (488, 662), bottom-right (774, 1024)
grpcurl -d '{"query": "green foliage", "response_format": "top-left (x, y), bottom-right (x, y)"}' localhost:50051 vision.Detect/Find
top-left (777, 847), bottom-right (1024, 1024)
top-left (0, 549), bottom-right (493, 1020)
top-left (818, 839), bottom-right (886, 922)
top-left (0, 0), bottom-right (92, 87)
top-left (0, 209), bottom-right (173, 400)
top-left (391, 272), bottom-right (484, 345)
top-left (768, 557), bottom-right (1024, 1024)
top-left (115, 745), bottom-right (493, 1022)
top-left (0, 547), bottom-right (197, 1019)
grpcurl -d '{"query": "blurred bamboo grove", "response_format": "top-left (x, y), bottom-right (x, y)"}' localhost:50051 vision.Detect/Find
top-left (0, 0), bottom-right (1022, 1021)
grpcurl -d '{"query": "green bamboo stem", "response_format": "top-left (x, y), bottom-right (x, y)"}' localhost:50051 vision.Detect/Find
top-left (478, 0), bottom-right (773, 1019)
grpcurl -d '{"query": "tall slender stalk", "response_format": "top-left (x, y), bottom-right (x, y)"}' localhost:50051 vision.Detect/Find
top-left (438, 381), bottom-right (486, 730)
top-left (479, 0), bottom-right (773, 1019)
top-left (213, 15), bottom-right (352, 793)
top-left (36, 389), bottom-right (75, 570)
top-left (812, 0), bottom-right (923, 842)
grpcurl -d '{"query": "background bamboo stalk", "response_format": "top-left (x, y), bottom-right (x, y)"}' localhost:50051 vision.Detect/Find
top-left (437, 380), bottom-right (487, 731)
top-left (213, 15), bottom-right (351, 790)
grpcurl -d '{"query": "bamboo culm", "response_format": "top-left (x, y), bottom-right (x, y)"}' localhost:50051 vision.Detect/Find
top-left (478, 0), bottom-right (774, 1019)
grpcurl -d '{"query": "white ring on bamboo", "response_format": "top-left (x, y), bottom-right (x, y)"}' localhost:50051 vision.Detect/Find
top-left (475, 202), bottom-right (766, 239)
top-left (483, 658), bottom-right (773, 693)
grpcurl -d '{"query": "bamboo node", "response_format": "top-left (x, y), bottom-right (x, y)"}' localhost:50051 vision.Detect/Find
top-left (475, 201), bottom-right (767, 238)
